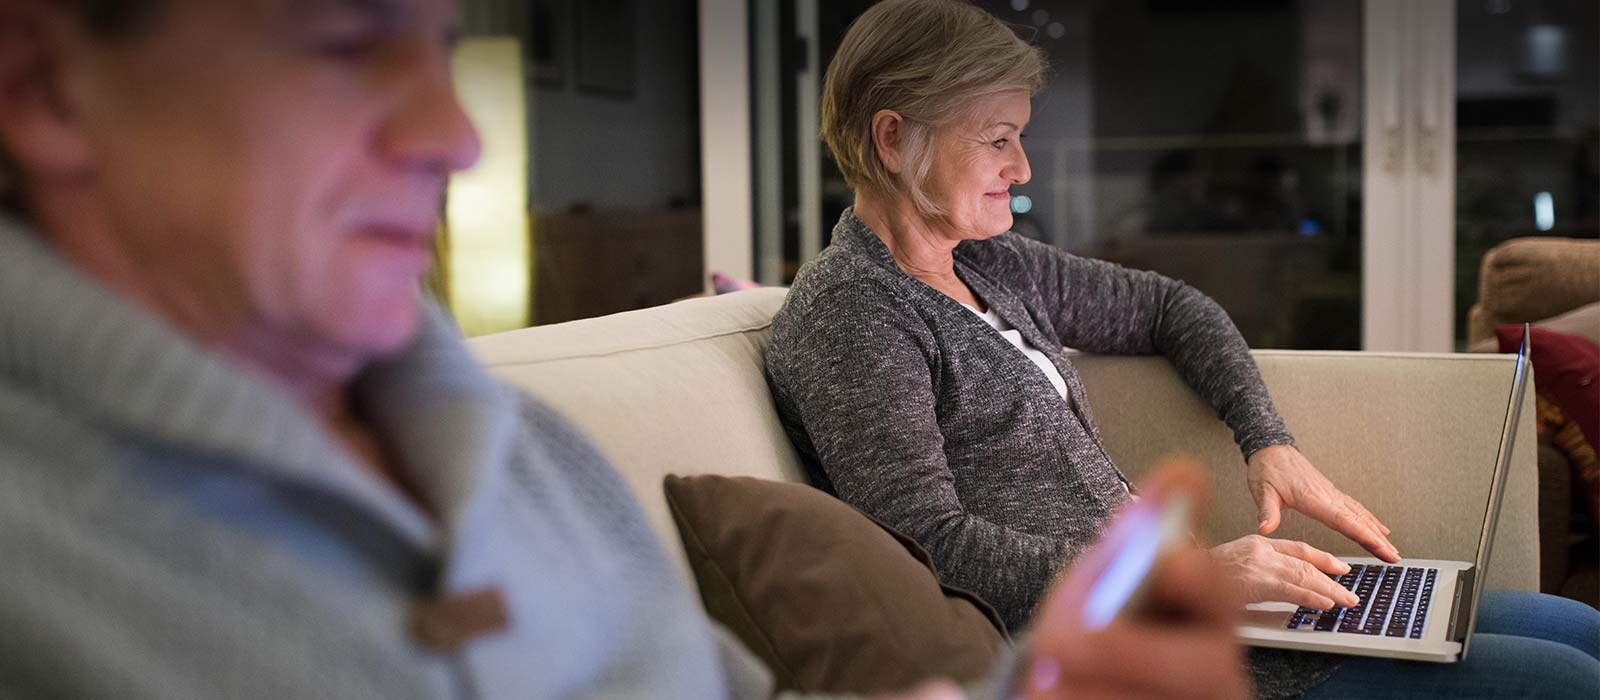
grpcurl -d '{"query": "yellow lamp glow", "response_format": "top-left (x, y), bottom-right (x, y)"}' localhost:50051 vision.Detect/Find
top-left (446, 37), bottom-right (530, 336)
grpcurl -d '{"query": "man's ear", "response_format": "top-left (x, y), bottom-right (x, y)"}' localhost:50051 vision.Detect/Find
top-left (0, 4), bottom-right (95, 185)
top-left (869, 108), bottom-right (906, 175)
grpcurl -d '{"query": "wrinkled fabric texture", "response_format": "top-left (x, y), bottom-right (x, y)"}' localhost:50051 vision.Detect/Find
top-left (765, 209), bottom-right (1330, 698)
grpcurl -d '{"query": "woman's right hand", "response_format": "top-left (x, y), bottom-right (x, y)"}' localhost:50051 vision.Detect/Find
top-left (1209, 535), bottom-right (1360, 610)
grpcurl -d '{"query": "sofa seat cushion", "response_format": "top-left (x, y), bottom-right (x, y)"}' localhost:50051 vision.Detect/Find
top-left (664, 474), bottom-right (1007, 694)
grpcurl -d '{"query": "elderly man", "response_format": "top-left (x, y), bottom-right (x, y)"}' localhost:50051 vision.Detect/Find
top-left (0, 1), bottom-right (1247, 698)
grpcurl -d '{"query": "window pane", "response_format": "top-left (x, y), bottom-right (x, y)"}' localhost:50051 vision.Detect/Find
top-left (1456, 0), bottom-right (1600, 346)
top-left (812, 0), bottom-right (1365, 349)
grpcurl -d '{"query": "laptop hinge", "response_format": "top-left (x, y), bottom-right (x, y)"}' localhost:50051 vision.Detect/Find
top-left (1447, 568), bottom-right (1478, 642)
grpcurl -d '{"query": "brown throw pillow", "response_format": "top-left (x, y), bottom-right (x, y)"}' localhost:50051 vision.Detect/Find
top-left (663, 474), bottom-right (1008, 694)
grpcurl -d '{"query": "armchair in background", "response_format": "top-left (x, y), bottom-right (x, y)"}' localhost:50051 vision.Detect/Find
top-left (1467, 236), bottom-right (1600, 607)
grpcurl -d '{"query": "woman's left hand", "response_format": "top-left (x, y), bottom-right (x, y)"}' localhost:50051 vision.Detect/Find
top-left (1247, 444), bottom-right (1400, 562)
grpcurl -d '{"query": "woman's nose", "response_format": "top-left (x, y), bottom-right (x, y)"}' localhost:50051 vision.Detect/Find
top-left (1007, 143), bottom-right (1032, 185)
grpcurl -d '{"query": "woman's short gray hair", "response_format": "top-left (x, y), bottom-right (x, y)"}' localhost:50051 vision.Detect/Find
top-left (820, 0), bottom-right (1045, 216)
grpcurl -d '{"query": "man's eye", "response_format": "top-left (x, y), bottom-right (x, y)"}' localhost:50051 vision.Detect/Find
top-left (317, 34), bottom-right (381, 60)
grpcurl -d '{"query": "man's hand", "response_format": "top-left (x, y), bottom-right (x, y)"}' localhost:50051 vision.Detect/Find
top-left (1247, 444), bottom-right (1399, 562)
top-left (1016, 459), bottom-right (1251, 700)
top-left (1210, 535), bottom-right (1359, 610)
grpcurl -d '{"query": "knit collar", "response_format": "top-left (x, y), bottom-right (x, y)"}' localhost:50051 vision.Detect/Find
top-left (830, 206), bottom-right (903, 272)
top-left (0, 216), bottom-right (516, 554)
top-left (825, 206), bottom-right (1107, 415)
top-left (831, 206), bottom-right (1007, 286)
top-left (828, 208), bottom-right (1055, 345)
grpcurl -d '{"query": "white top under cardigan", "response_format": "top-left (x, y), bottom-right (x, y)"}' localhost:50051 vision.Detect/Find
top-left (963, 304), bottom-right (1071, 401)
top-left (963, 306), bottom-right (1135, 501)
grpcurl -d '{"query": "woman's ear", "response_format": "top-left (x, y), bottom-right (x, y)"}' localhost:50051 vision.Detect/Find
top-left (0, 5), bottom-right (96, 186)
top-left (869, 108), bottom-right (906, 175)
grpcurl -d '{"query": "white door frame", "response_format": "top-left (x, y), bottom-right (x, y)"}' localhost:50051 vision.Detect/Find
top-left (699, 0), bottom-right (754, 284)
top-left (1363, 0), bottom-right (1457, 351)
top-left (795, 0), bottom-right (824, 266)
top-left (749, 0), bottom-right (825, 284)
top-left (752, 0), bottom-right (784, 283)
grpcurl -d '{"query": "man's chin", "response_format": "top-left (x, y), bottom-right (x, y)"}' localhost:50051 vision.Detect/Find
top-left (369, 315), bottom-right (424, 359)
top-left (326, 302), bottom-right (423, 360)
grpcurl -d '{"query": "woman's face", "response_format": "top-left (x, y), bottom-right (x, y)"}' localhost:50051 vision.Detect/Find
top-left (921, 90), bottom-right (1032, 240)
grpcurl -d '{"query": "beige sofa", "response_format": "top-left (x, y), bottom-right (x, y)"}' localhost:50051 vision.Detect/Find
top-left (467, 288), bottom-right (1541, 598)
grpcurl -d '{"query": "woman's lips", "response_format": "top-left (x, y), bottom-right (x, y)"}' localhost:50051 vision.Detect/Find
top-left (985, 191), bottom-right (1011, 200)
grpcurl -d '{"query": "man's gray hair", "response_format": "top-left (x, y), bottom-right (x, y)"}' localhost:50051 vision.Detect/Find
top-left (58, 0), bottom-right (164, 39)
top-left (820, 0), bottom-right (1045, 218)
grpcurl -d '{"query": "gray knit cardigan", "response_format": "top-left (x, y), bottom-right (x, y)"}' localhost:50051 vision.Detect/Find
top-left (764, 209), bottom-right (1338, 698)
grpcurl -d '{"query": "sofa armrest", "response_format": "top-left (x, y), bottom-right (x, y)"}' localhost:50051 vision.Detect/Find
top-left (1538, 443), bottom-right (1573, 594)
top-left (1071, 350), bottom-right (1540, 592)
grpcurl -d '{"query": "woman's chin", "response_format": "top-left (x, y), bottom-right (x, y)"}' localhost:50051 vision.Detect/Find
top-left (934, 208), bottom-right (1011, 240)
top-left (984, 213), bottom-right (1015, 237)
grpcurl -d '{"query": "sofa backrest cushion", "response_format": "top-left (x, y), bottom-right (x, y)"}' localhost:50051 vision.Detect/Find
top-left (470, 290), bottom-right (1540, 594)
top-left (1072, 350), bottom-right (1540, 592)
top-left (469, 289), bottom-right (805, 583)
top-left (1469, 237), bottom-right (1600, 343)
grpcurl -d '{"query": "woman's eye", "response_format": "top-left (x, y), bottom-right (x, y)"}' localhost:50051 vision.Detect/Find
top-left (991, 138), bottom-right (1009, 149)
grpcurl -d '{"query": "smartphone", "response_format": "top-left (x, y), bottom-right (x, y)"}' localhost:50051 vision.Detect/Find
top-left (1003, 494), bottom-right (1193, 698)
top-left (1079, 493), bottom-right (1192, 631)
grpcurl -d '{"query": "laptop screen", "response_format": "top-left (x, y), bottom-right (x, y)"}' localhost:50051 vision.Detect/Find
top-left (1474, 325), bottom-right (1530, 573)
top-left (1463, 324), bottom-right (1531, 649)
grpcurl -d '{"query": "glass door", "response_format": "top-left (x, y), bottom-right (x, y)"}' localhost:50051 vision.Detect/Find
top-left (754, 0), bottom-right (1596, 350)
top-left (787, 0), bottom-right (1370, 349)
top-left (1454, 0), bottom-right (1600, 346)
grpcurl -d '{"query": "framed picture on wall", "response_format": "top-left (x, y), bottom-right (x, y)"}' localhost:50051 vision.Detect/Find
top-left (530, 0), bottom-right (568, 88)
top-left (575, 0), bottom-right (636, 97)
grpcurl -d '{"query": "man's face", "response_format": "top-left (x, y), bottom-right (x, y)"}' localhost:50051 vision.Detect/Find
top-left (59, 0), bottom-right (478, 357)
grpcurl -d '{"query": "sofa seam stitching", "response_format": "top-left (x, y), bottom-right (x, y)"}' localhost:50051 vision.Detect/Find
top-left (481, 322), bottom-right (775, 367)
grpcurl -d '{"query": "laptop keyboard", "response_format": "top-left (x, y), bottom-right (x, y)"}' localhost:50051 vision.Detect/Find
top-left (1284, 564), bottom-right (1438, 639)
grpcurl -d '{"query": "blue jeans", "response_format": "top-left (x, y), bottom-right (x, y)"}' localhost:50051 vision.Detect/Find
top-left (1300, 590), bottom-right (1600, 699)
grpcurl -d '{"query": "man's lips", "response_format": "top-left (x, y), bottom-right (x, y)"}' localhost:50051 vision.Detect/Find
top-left (354, 223), bottom-right (435, 250)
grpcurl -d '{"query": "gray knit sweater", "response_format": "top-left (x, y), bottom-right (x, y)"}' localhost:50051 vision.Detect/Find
top-left (0, 215), bottom-right (969, 700)
top-left (765, 209), bottom-right (1339, 698)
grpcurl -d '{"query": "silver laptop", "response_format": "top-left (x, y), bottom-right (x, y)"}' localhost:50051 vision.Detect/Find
top-left (1235, 324), bottom-right (1530, 663)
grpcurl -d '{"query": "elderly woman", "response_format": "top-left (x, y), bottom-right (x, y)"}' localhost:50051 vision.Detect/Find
top-left (764, 1), bottom-right (1599, 698)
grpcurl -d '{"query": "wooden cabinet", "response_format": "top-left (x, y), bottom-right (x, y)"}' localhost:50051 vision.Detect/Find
top-left (532, 208), bottom-right (704, 325)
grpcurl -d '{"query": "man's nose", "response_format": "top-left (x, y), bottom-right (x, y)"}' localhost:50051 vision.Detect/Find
top-left (378, 46), bottom-right (482, 175)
